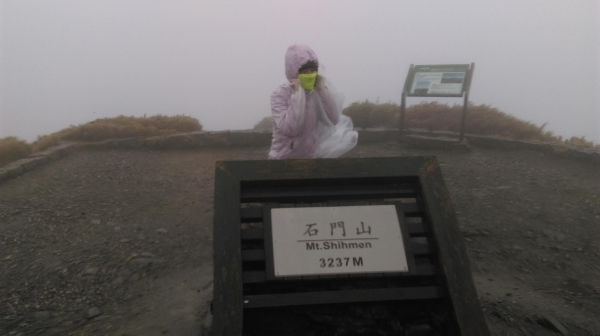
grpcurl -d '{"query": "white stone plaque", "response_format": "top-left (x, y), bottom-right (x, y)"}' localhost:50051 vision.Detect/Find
top-left (271, 205), bottom-right (409, 277)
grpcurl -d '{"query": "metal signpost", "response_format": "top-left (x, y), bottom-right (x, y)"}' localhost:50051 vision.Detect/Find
top-left (212, 157), bottom-right (489, 335)
top-left (400, 63), bottom-right (475, 141)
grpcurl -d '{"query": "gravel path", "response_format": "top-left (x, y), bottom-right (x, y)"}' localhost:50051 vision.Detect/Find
top-left (0, 144), bottom-right (599, 335)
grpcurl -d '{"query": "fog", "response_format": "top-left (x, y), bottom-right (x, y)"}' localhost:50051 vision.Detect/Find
top-left (1, 0), bottom-right (599, 143)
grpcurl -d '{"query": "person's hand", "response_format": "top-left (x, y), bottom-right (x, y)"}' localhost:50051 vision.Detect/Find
top-left (290, 79), bottom-right (301, 91)
top-left (315, 75), bottom-right (324, 91)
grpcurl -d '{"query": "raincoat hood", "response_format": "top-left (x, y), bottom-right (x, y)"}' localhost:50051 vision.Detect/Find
top-left (285, 44), bottom-right (319, 82)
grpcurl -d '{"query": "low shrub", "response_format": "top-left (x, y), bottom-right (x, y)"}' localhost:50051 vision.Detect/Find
top-left (564, 136), bottom-right (599, 149)
top-left (343, 100), bottom-right (399, 129)
top-left (0, 137), bottom-right (32, 167)
top-left (255, 101), bottom-right (597, 149)
top-left (342, 100), bottom-right (598, 147)
top-left (405, 102), bottom-right (558, 142)
top-left (32, 115), bottom-right (203, 152)
top-left (253, 117), bottom-right (273, 131)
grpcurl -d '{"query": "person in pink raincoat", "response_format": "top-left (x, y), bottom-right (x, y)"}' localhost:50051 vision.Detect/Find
top-left (268, 44), bottom-right (358, 159)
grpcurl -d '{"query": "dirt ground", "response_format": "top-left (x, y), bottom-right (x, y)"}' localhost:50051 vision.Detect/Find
top-left (0, 143), bottom-right (599, 336)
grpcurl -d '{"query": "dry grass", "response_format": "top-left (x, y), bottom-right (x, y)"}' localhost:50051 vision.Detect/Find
top-left (1, 115), bottom-right (203, 167)
top-left (343, 101), bottom-right (399, 130)
top-left (343, 100), bottom-right (599, 148)
top-left (406, 102), bottom-right (558, 142)
top-left (1, 108), bottom-right (596, 169)
top-left (564, 136), bottom-right (597, 148)
top-left (31, 115), bottom-right (202, 152)
top-left (0, 137), bottom-right (32, 167)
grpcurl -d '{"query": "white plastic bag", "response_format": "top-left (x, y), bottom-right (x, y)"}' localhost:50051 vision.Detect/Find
top-left (313, 78), bottom-right (358, 158)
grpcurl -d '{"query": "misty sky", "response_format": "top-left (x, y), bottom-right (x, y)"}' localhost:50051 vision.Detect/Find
top-left (1, 0), bottom-right (599, 143)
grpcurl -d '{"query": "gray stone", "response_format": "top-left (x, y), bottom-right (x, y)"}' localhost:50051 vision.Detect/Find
top-left (537, 315), bottom-right (569, 335)
top-left (114, 226), bottom-right (121, 231)
top-left (118, 268), bottom-right (133, 278)
top-left (6, 165), bottom-right (25, 178)
top-left (403, 128), bottom-right (427, 135)
top-left (229, 130), bottom-right (255, 146)
top-left (19, 157), bottom-right (48, 171)
top-left (201, 313), bottom-right (213, 334)
top-left (136, 234), bottom-right (147, 241)
top-left (119, 238), bottom-right (130, 243)
top-left (462, 230), bottom-right (477, 237)
top-left (383, 129), bottom-right (400, 141)
top-left (106, 221), bottom-right (117, 226)
top-left (165, 134), bottom-right (186, 149)
top-left (155, 228), bottom-right (168, 234)
top-left (354, 128), bottom-right (366, 142)
top-left (139, 252), bottom-right (156, 258)
top-left (564, 147), bottom-right (594, 162)
top-left (360, 128), bottom-right (387, 143)
top-left (466, 135), bottom-right (521, 150)
top-left (90, 219), bottom-right (101, 225)
top-left (84, 266), bottom-right (99, 275)
top-left (48, 149), bottom-right (63, 159)
top-left (130, 257), bottom-right (163, 265)
top-left (120, 138), bottom-right (142, 149)
top-left (107, 139), bottom-right (121, 149)
top-left (252, 131), bottom-right (273, 146)
top-left (430, 130), bottom-right (459, 137)
top-left (403, 134), bottom-right (471, 152)
top-left (518, 326), bottom-right (532, 336)
top-left (0, 170), bottom-right (10, 183)
top-left (184, 131), bottom-right (207, 148)
top-left (140, 136), bottom-right (159, 148)
top-left (496, 186), bottom-right (512, 190)
top-left (45, 143), bottom-right (75, 159)
top-left (34, 311), bottom-right (50, 321)
top-left (57, 143), bottom-right (75, 155)
top-left (87, 307), bottom-right (102, 319)
top-left (128, 273), bottom-right (140, 283)
top-left (542, 229), bottom-right (566, 242)
top-left (110, 276), bottom-right (125, 286)
top-left (204, 130), bottom-right (231, 147)
top-left (45, 259), bottom-right (63, 270)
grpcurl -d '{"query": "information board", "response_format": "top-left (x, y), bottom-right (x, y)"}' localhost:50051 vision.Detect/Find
top-left (408, 64), bottom-right (470, 97)
top-left (271, 205), bottom-right (409, 277)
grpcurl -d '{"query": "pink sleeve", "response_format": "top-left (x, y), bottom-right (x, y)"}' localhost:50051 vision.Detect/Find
top-left (271, 86), bottom-right (306, 137)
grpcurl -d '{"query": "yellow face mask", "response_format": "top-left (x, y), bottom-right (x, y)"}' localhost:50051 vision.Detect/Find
top-left (297, 72), bottom-right (317, 90)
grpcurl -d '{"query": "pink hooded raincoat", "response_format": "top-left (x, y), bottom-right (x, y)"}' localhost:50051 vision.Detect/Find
top-left (268, 44), bottom-right (358, 159)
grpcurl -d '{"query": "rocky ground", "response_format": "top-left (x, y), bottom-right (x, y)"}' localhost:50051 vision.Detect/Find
top-left (0, 143), bottom-right (599, 336)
